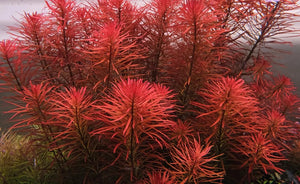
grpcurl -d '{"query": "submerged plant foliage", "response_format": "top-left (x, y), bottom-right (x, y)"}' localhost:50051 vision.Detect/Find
top-left (0, 0), bottom-right (299, 183)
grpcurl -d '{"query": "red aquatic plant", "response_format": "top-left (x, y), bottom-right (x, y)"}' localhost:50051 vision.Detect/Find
top-left (142, 170), bottom-right (175, 184)
top-left (249, 57), bottom-right (272, 83)
top-left (0, 0), bottom-right (299, 183)
top-left (169, 137), bottom-right (224, 183)
top-left (251, 74), bottom-right (299, 115)
top-left (140, 0), bottom-right (179, 83)
top-left (233, 133), bottom-right (286, 181)
top-left (84, 23), bottom-right (143, 90)
top-left (8, 82), bottom-right (54, 129)
top-left (193, 77), bottom-right (259, 146)
top-left (92, 78), bottom-right (175, 181)
top-left (261, 110), bottom-right (300, 150)
top-left (172, 0), bottom-right (225, 106)
top-left (48, 86), bottom-right (105, 181)
top-left (0, 40), bottom-right (35, 92)
top-left (6, 82), bottom-right (71, 181)
top-left (10, 12), bottom-right (55, 83)
top-left (171, 119), bottom-right (194, 144)
top-left (44, 0), bottom-right (83, 87)
top-left (50, 87), bottom-right (97, 157)
top-left (90, 0), bottom-right (138, 30)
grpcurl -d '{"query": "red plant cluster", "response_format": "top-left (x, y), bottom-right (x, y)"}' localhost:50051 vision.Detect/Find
top-left (0, 0), bottom-right (299, 183)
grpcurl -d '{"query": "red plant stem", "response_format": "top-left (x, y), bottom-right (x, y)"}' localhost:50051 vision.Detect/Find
top-left (34, 34), bottom-right (47, 73)
top-left (215, 110), bottom-right (226, 184)
top-left (4, 55), bottom-right (23, 93)
top-left (187, 161), bottom-right (196, 183)
top-left (33, 32), bottom-right (56, 83)
top-left (41, 126), bottom-right (66, 170)
top-left (217, 87), bottom-right (231, 154)
top-left (239, 2), bottom-right (279, 74)
top-left (118, 6), bottom-right (122, 24)
top-left (152, 34), bottom-right (163, 82)
top-left (35, 98), bottom-right (67, 169)
top-left (61, 13), bottom-right (75, 86)
top-left (183, 16), bottom-right (197, 106)
top-left (217, 110), bottom-right (225, 154)
top-left (130, 97), bottom-right (136, 181)
top-left (106, 45), bottom-right (113, 89)
top-left (151, 11), bottom-right (167, 83)
top-left (74, 106), bottom-right (92, 160)
top-left (223, 0), bottom-right (232, 26)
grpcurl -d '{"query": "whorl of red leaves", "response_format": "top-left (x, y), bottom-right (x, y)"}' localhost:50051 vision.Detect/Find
top-left (93, 78), bottom-right (175, 148)
top-left (261, 110), bottom-right (299, 150)
top-left (85, 23), bottom-right (143, 90)
top-left (250, 57), bottom-right (272, 83)
top-left (8, 82), bottom-right (54, 129)
top-left (50, 87), bottom-right (97, 157)
top-left (92, 0), bottom-right (138, 28)
top-left (233, 133), bottom-right (286, 177)
top-left (0, 0), bottom-right (299, 183)
top-left (142, 170), bottom-right (175, 184)
top-left (0, 40), bottom-right (35, 92)
top-left (194, 77), bottom-right (259, 138)
top-left (252, 74), bottom-right (299, 114)
top-left (170, 137), bottom-right (224, 183)
top-left (171, 119), bottom-right (194, 144)
top-left (92, 78), bottom-right (175, 181)
top-left (10, 12), bottom-right (46, 45)
top-left (141, 0), bottom-right (179, 83)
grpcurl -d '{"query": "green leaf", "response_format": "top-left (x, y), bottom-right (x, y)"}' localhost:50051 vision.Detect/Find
top-left (275, 172), bottom-right (281, 180)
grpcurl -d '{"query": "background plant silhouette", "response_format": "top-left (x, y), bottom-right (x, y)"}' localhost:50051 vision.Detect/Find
top-left (0, 0), bottom-right (299, 183)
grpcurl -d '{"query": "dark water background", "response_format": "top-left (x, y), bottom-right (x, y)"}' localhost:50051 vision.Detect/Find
top-left (0, 44), bottom-right (299, 133)
top-left (271, 44), bottom-right (300, 97)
